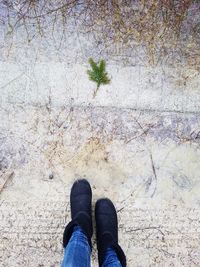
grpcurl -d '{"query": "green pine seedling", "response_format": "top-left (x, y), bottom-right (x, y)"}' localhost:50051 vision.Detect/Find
top-left (87, 58), bottom-right (111, 98)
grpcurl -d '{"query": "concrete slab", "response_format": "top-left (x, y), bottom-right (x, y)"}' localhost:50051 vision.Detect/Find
top-left (0, 106), bottom-right (200, 266)
top-left (0, 1), bottom-right (200, 267)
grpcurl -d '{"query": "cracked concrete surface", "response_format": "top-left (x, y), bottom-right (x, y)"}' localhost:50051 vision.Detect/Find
top-left (0, 1), bottom-right (200, 267)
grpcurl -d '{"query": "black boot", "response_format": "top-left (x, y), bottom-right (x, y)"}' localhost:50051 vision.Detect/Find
top-left (63, 179), bottom-right (93, 248)
top-left (95, 198), bottom-right (126, 267)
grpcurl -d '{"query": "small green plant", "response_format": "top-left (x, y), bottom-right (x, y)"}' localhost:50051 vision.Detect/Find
top-left (87, 58), bottom-right (111, 98)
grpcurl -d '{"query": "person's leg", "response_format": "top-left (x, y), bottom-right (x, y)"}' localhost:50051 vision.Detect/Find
top-left (61, 226), bottom-right (91, 267)
top-left (101, 247), bottom-right (122, 267)
top-left (95, 198), bottom-right (126, 267)
top-left (62, 179), bottom-right (93, 267)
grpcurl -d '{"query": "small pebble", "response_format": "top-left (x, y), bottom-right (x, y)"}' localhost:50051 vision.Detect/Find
top-left (49, 173), bottom-right (54, 179)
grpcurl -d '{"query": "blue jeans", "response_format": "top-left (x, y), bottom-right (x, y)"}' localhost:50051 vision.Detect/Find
top-left (61, 226), bottom-right (122, 267)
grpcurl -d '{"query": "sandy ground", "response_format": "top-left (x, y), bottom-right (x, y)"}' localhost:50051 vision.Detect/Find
top-left (0, 1), bottom-right (200, 266)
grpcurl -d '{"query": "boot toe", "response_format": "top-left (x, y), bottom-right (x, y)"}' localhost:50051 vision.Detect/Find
top-left (71, 179), bottom-right (92, 197)
top-left (95, 198), bottom-right (117, 216)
